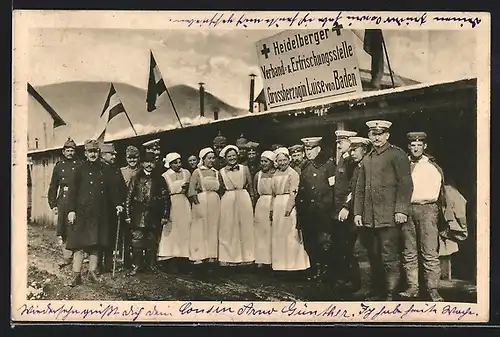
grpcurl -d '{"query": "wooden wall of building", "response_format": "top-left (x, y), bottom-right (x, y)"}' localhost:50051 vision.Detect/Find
top-left (28, 152), bottom-right (62, 225)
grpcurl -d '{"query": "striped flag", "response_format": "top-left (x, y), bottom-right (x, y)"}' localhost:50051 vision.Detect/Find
top-left (146, 51), bottom-right (168, 112)
top-left (94, 83), bottom-right (127, 142)
top-left (363, 29), bottom-right (385, 89)
top-left (27, 83), bottom-right (67, 128)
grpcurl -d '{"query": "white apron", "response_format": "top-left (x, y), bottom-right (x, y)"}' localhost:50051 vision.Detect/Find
top-left (271, 167), bottom-right (310, 271)
top-left (158, 169), bottom-right (191, 260)
top-left (189, 169), bottom-right (220, 262)
top-left (218, 165), bottom-right (255, 264)
top-left (254, 171), bottom-right (273, 265)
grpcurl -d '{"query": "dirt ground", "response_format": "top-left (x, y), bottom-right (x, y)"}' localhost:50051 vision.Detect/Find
top-left (26, 222), bottom-right (477, 302)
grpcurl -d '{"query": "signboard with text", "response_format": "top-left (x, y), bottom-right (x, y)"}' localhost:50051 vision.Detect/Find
top-left (256, 28), bottom-right (363, 110)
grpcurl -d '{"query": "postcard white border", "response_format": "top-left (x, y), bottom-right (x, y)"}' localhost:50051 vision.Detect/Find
top-left (12, 10), bottom-right (491, 323)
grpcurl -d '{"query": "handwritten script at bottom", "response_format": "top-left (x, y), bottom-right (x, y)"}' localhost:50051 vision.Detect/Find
top-left (17, 301), bottom-right (479, 321)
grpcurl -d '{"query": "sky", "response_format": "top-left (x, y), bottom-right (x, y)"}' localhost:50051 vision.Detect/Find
top-left (29, 28), bottom-right (477, 110)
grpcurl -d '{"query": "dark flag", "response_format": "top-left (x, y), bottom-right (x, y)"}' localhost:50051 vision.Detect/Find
top-left (95, 83), bottom-right (127, 142)
top-left (146, 51), bottom-right (168, 112)
top-left (27, 83), bottom-right (67, 128)
top-left (363, 29), bottom-right (385, 89)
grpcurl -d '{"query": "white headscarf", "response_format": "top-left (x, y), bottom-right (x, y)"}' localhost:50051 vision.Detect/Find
top-left (198, 147), bottom-right (214, 168)
top-left (164, 152), bottom-right (181, 169)
top-left (261, 150), bottom-right (277, 162)
top-left (220, 145), bottom-right (239, 158)
top-left (274, 147), bottom-right (290, 158)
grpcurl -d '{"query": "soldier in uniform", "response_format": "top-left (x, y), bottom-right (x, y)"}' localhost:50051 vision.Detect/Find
top-left (289, 144), bottom-right (306, 176)
top-left (47, 137), bottom-right (81, 268)
top-left (121, 145), bottom-right (140, 186)
top-left (236, 133), bottom-right (249, 165)
top-left (246, 141), bottom-right (260, 178)
top-left (399, 132), bottom-right (446, 302)
top-left (66, 139), bottom-right (124, 286)
top-left (354, 120), bottom-right (413, 300)
top-left (296, 137), bottom-right (337, 281)
top-left (339, 137), bottom-right (372, 295)
top-left (125, 152), bottom-right (171, 276)
top-left (99, 143), bottom-right (127, 273)
top-left (120, 145), bottom-right (141, 269)
top-left (142, 138), bottom-right (168, 270)
top-left (332, 130), bottom-right (358, 288)
top-left (213, 131), bottom-right (227, 171)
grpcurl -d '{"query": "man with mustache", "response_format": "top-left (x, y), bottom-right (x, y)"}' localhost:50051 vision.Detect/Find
top-left (354, 120), bottom-right (413, 301)
top-left (47, 137), bottom-right (81, 269)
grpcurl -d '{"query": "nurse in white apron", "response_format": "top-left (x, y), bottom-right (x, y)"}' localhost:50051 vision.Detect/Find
top-left (253, 150), bottom-right (277, 269)
top-left (188, 148), bottom-right (221, 269)
top-left (158, 153), bottom-right (192, 267)
top-left (218, 145), bottom-right (256, 268)
top-left (271, 147), bottom-right (310, 273)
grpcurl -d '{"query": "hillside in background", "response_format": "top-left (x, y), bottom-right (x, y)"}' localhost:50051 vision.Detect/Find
top-left (27, 81), bottom-right (248, 148)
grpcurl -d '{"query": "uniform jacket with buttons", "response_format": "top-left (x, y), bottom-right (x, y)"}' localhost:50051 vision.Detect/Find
top-left (296, 150), bottom-right (337, 232)
top-left (47, 157), bottom-right (82, 237)
top-left (65, 160), bottom-right (122, 250)
top-left (333, 153), bottom-right (356, 215)
top-left (354, 142), bottom-right (413, 228)
top-left (47, 158), bottom-right (82, 209)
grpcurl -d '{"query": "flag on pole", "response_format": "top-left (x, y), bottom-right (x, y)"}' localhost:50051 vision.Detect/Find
top-left (27, 83), bottom-right (67, 128)
top-left (363, 29), bottom-right (385, 89)
top-left (146, 51), bottom-right (168, 112)
top-left (94, 83), bottom-right (127, 142)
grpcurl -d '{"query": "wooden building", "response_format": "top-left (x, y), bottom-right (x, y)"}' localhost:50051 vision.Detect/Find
top-left (27, 77), bottom-right (478, 281)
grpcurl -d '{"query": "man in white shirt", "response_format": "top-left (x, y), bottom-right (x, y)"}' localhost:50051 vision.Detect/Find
top-left (399, 132), bottom-right (445, 302)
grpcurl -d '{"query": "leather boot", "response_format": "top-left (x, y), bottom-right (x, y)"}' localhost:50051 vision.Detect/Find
top-left (69, 272), bottom-right (82, 287)
top-left (88, 270), bottom-right (100, 283)
top-left (399, 287), bottom-right (420, 299)
top-left (428, 289), bottom-right (444, 302)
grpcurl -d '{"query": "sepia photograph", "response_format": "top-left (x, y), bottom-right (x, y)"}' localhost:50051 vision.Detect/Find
top-left (12, 11), bottom-right (490, 323)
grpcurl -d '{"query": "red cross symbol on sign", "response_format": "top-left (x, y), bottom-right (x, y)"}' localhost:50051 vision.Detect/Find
top-left (261, 44), bottom-right (271, 59)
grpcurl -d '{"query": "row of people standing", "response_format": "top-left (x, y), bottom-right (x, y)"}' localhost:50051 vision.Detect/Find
top-left (156, 142), bottom-right (311, 273)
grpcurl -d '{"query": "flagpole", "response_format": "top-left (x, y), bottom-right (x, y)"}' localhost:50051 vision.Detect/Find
top-left (150, 50), bottom-right (183, 128)
top-left (381, 33), bottom-right (395, 88)
top-left (165, 85), bottom-right (183, 128)
top-left (124, 111), bottom-right (138, 136)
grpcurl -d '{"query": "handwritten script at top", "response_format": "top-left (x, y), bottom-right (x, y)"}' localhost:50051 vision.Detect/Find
top-left (168, 12), bottom-right (482, 29)
top-left (17, 301), bottom-right (479, 322)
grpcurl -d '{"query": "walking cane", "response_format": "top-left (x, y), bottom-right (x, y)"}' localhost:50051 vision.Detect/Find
top-left (112, 212), bottom-right (121, 278)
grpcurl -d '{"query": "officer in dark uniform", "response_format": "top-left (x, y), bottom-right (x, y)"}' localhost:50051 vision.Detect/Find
top-left (125, 152), bottom-right (171, 276)
top-left (332, 130), bottom-right (358, 288)
top-left (354, 120), bottom-right (413, 301)
top-left (47, 137), bottom-right (81, 269)
top-left (100, 142), bottom-right (127, 273)
top-left (142, 138), bottom-right (168, 271)
top-left (289, 144), bottom-right (306, 176)
top-left (213, 131), bottom-right (227, 170)
top-left (66, 139), bottom-right (123, 286)
top-left (296, 136), bottom-right (337, 281)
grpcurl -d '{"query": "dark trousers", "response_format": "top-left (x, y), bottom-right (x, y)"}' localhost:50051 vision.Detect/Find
top-left (359, 226), bottom-right (401, 295)
top-left (332, 221), bottom-right (361, 286)
top-left (302, 228), bottom-right (333, 270)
